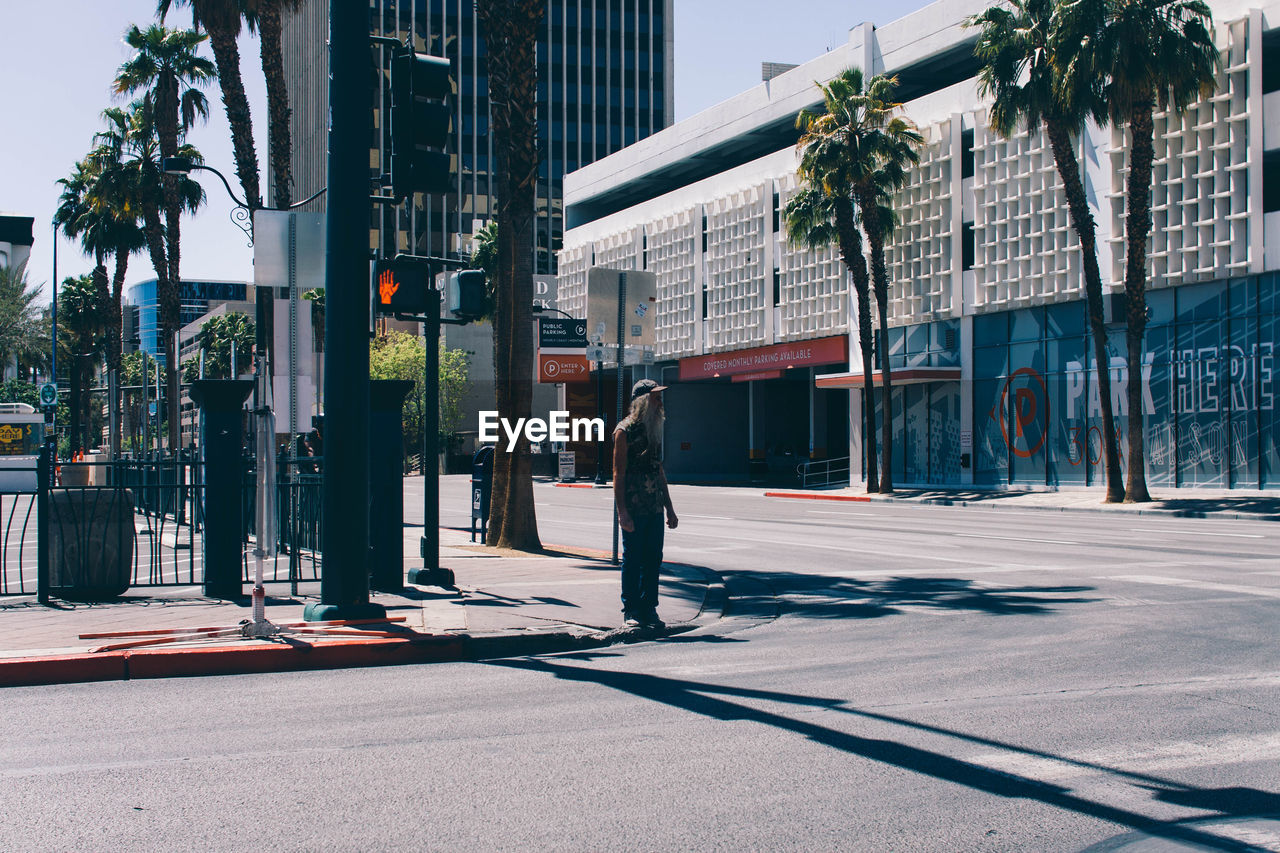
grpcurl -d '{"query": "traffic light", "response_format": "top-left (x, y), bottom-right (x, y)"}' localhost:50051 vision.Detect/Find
top-left (391, 47), bottom-right (452, 201)
top-left (373, 258), bottom-right (433, 315)
top-left (446, 270), bottom-right (487, 321)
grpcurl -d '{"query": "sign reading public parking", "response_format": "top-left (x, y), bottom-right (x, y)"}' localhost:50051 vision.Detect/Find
top-left (538, 317), bottom-right (587, 348)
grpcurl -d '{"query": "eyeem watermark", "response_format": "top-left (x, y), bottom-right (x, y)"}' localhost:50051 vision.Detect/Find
top-left (479, 411), bottom-right (605, 451)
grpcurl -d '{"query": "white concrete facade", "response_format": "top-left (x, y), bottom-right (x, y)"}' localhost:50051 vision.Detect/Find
top-left (558, 0), bottom-right (1280, 490)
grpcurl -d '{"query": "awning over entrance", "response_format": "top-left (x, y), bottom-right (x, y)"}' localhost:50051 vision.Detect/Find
top-left (815, 366), bottom-right (961, 388)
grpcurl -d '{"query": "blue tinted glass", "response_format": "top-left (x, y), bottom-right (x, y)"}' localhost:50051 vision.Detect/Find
top-left (1045, 300), bottom-right (1085, 338)
top-left (973, 311), bottom-right (1008, 346)
top-left (1010, 307), bottom-right (1043, 342)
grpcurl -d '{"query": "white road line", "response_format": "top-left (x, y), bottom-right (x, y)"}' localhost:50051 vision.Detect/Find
top-left (968, 731), bottom-right (1280, 783)
top-left (1100, 574), bottom-right (1280, 600)
top-left (675, 531), bottom-right (979, 564)
top-left (1129, 527), bottom-right (1264, 539)
top-left (953, 532), bottom-right (1077, 545)
top-left (684, 515), bottom-right (734, 520)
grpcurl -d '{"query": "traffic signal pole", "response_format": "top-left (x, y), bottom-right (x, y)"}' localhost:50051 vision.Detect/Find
top-left (306, 0), bottom-right (384, 622)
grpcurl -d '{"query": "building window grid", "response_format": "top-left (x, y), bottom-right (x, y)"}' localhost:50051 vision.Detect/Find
top-left (705, 184), bottom-right (768, 352)
top-left (972, 111), bottom-right (1081, 313)
top-left (887, 119), bottom-right (954, 325)
top-left (776, 175), bottom-right (849, 341)
top-left (1105, 18), bottom-right (1251, 290)
top-left (645, 207), bottom-right (699, 358)
top-left (557, 243), bottom-right (591, 321)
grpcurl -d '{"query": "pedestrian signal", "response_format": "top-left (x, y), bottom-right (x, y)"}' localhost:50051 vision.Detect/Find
top-left (373, 259), bottom-right (432, 315)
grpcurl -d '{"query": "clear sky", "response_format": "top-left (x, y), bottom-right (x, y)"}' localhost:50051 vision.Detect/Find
top-left (0, 0), bottom-right (931, 302)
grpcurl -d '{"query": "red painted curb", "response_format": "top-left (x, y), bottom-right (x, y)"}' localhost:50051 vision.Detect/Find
top-left (0, 652), bottom-right (126, 688)
top-left (0, 636), bottom-right (470, 687)
top-left (554, 483), bottom-right (596, 488)
top-left (764, 492), bottom-right (871, 502)
top-left (125, 636), bottom-right (467, 680)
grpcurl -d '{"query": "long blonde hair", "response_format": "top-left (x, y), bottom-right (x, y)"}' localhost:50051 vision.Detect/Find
top-left (622, 392), bottom-right (664, 454)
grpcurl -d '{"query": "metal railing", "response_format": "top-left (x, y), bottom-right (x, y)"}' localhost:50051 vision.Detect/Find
top-left (0, 447), bottom-right (327, 601)
top-left (797, 456), bottom-right (851, 489)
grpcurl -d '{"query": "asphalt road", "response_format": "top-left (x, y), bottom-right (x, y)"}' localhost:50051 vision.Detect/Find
top-left (2, 477), bottom-right (1277, 852)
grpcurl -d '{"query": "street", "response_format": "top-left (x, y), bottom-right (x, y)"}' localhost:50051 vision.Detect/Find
top-left (2, 478), bottom-right (1278, 851)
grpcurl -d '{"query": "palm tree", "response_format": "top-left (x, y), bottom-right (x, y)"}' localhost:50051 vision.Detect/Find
top-left (799, 69), bottom-right (921, 493)
top-left (0, 263), bottom-right (47, 380)
top-left (970, 0), bottom-right (1126, 502)
top-left (784, 184), bottom-right (880, 492)
top-left (476, 0), bottom-right (544, 551)
top-left (156, 0), bottom-right (263, 211)
top-left (86, 110), bottom-right (151, 456)
top-left (256, 0), bottom-right (301, 208)
top-left (96, 101), bottom-right (205, 452)
top-left (115, 24), bottom-right (213, 304)
top-left (1055, 0), bottom-right (1217, 502)
top-left (56, 275), bottom-right (106, 455)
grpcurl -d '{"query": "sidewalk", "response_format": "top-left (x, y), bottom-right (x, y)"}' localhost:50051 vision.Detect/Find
top-left (0, 527), bottom-right (722, 688)
top-left (764, 485), bottom-right (1280, 522)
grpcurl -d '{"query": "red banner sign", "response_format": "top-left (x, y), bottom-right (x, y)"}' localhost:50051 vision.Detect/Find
top-left (679, 335), bottom-right (848, 381)
top-left (539, 353), bottom-right (591, 383)
top-left (731, 370), bottom-right (783, 383)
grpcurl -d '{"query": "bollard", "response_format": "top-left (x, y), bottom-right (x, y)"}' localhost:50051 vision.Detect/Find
top-left (190, 380), bottom-right (254, 599)
top-left (369, 380), bottom-right (413, 592)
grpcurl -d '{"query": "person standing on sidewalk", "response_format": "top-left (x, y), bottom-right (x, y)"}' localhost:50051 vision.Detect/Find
top-left (613, 379), bottom-right (678, 628)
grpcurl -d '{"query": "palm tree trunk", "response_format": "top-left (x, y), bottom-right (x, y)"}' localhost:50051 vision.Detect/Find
top-left (479, 0), bottom-right (543, 552)
top-left (833, 198), bottom-right (878, 492)
top-left (109, 250), bottom-right (129, 458)
top-left (870, 242), bottom-right (894, 494)
top-left (140, 201), bottom-right (169, 455)
top-left (259, 0), bottom-right (293, 209)
top-left (206, 25), bottom-right (262, 210)
top-left (1044, 119), bottom-right (1124, 502)
top-left (1122, 103), bottom-right (1155, 503)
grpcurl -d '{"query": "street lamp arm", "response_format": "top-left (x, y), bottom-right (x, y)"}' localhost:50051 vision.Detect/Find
top-left (188, 163), bottom-right (252, 210)
top-left (532, 305), bottom-right (578, 320)
top-left (289, 187), bottom-right (328, 209)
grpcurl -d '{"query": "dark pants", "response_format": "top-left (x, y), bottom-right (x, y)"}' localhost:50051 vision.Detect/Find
top-left (621, 512), bottom-right (664, 616)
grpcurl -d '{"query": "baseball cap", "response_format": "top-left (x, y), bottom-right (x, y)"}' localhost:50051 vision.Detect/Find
top-left (630, 379), bottom-right (668, 401)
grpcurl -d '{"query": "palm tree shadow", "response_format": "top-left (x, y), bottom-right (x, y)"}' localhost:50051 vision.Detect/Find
top-left (492, 658), bottom-right (1274, 852)
top-left (741, 569), bottom-right (1098, 619)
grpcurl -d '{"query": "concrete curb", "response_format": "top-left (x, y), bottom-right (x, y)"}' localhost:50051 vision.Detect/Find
top-left (0, 562), bottom-right (732, 688)
top-left (764, 490), bottom-right (1279, 522)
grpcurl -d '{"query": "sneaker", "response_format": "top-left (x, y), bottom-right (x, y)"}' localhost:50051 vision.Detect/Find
top-left (623, 613), bottom-right (643, 628)
top-left (640, 611), bottom-right (665, 629)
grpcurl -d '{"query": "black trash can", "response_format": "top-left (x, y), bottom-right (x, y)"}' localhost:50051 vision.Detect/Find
top-left (48, 488), bottom-right (135, 601)
top-left (470, 446), bottom-right (494, 542)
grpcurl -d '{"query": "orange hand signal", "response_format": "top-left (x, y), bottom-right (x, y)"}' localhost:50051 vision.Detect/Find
top-left (379, 269), bottom-right (400, 305)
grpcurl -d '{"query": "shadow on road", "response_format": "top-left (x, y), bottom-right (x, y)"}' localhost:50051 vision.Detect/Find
top-left (494, 658), bottom-right (1278, 852)
top-left (723, 569), bottom-right (1098, 620)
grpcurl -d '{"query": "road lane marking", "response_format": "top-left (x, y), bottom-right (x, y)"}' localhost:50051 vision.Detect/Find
top-left (1128, 527), bottom-right (1264, 539)
top-left (968, 731), bottom-right (1280, 783)
top-left (1100, 574), bottom-right (1280, 600)
top-left (685, 515), bottom-right (734, 520)
top-left (953, 532), bottom-right (1077, 545)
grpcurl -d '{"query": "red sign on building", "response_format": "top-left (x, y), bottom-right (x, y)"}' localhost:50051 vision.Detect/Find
top-left (678, 335), bottom-right (848, 381)
top-left (539, 353), bottom-right (591, 383)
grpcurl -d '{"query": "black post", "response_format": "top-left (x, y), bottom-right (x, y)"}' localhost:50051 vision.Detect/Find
top-left (307, 0), bottom-right (383, 621)
top-left (407, 288), bottom-right (453, 587)
top-left (190, 380), bottom-right (254, 599)
top-left (369, 379), bottom-right (413, 592)
top-left (37, 440), bottom-right (51, 604)
top-left (611, 273), bottom-right (627, 565)
top-left (594, 361), bottom-right (606, 484)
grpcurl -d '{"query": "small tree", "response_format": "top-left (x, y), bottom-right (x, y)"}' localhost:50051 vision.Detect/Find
top-left (369, 332), bottom-right (471, 472)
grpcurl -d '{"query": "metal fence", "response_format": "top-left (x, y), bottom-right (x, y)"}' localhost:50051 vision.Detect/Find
top-left (0, 447), bottom-right (325, 600)
top-left (797, 456), bottom-right (851, 489)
